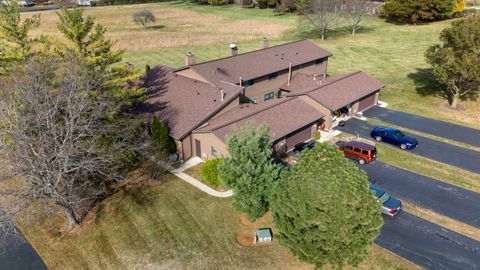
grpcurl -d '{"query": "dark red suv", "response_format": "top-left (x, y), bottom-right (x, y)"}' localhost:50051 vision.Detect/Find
top-left (335, 141), bottom-right (377, 164)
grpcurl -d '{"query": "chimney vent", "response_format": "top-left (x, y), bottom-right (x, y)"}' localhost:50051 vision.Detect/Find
top-left (260, 37), bottom-right (269, 49)
top-left (229, 44), bottom-right (238, 56)
top-left (185, 52), bottom-right (196, 66)
top-left (220, 89), bottom-right (225, 102)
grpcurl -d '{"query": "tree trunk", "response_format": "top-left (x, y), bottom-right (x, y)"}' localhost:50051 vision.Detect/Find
top-left (321, 29), bottom-right (325, 40)
top-left (352, 27), bottom-right (356, 36)
top-left (450, 93), bottom-right (460, 109)
top-left (65, 206), bottom-right (79, 230)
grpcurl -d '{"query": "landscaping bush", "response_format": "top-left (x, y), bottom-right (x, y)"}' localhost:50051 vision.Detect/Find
top-left (313, 130), bottom-right (321, 141)
top-left (200, 159), bottom-right (223, 187)
top-left (208, 0), bottom-right (228, 5)
top-left (381, 0), bottom-right (456, 23)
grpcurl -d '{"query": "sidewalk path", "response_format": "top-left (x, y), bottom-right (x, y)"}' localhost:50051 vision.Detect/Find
top-left (147, 155), bottom-right (234, 198)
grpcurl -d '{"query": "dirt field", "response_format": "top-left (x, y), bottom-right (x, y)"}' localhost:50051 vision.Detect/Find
top-left (23, 3), bottom-right (290, 51)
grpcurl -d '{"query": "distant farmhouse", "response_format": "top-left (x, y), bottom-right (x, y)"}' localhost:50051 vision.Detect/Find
top-left (140, 39), bottom-right (384, 161)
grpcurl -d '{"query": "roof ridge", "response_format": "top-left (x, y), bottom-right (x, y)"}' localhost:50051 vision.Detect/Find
top-left (205, 98), bottom-right (295, 132)
top-left (306, 71), bottom-right (362, 93)
top-left (185, 39), bottom-right (313, 68)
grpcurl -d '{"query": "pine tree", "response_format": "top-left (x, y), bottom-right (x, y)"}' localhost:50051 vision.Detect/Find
top-left (271, 142), bottom-right (383, 269)
top-left (56, 8), bottom-right (122, 72)
top-left (218, 122), bottom-right (282, 221)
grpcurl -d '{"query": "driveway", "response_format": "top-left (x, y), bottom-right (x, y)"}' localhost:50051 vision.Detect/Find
top-left (0, 233), bottom-right (46, 270)
top-left (364, 107), bottom-right (480, 147)
top-left (336, 118), bottom-right (480, 174)
top-left (377, 212), bottom-right (480, 270)
top-left (360, 161), bottom-right (480, 228)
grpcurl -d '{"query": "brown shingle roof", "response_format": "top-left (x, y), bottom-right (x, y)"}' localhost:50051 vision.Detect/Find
top-left (284, 71), bottom-right (385, 111)
top-left (196, 97), bottom-right (325, 142)
top-left (140, 65), bottom-right (244, 140)
top-left (185, 40), bottom-right (332, 85)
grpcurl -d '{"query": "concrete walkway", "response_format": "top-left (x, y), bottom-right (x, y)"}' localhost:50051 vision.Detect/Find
top-left (147, 155), bottom-right (234, 198)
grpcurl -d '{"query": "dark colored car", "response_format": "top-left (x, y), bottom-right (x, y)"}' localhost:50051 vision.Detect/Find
top-left (294, 140), bottom-right (316, 152)
top-left (370, 127), bottom-right (418, 150)
top-left (369, 185), bottom-right (402, 217)
top-left (335, 140), bottom-right (377, 164)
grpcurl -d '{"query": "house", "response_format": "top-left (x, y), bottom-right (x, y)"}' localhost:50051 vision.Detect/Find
top-left (141, 39), bottom-right (384, 161)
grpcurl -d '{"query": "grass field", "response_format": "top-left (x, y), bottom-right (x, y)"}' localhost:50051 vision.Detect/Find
top-left (20, 173), bottom-right (420, 270)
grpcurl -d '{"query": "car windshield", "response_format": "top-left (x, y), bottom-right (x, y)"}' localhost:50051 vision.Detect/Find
top-left (394, 131), bottom-right (405, 138)
top-left (379, 192), bottom-right (390, 204)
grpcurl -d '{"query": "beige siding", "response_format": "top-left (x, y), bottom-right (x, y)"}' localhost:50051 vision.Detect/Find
top-left (243, 61), bottom-right (327, 104)
top-left (191, 132), bottom-right (228, 160)
top-left (175, 68), bottom-right (210, 83)
top-left (181, 135), bottom-right (192, 160)
top-left (299, 95), bottom-right (332, 128)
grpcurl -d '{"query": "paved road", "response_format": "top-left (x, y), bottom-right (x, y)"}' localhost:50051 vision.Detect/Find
top-left (0, 232), bottom-right (46, 270)
top-left (364, 107), bottom-right (480, 147)
top-left (336, 118), bottom-right (480, 174)
top-left (359, 161), bottom-right (480, 228)
top-left (377, 212), bottom-right (480, 270)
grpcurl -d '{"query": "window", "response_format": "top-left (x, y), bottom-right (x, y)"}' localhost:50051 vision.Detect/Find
top-left (362, 150), bottom-right (369, 155)
top-left (211, 146), bottom-right (218, 157)
top-left (268, 72), bottom-right (278, 80)
top-left (315, 59), bottom-right (324, 65)
top-left (264, 92), bottom-right (274, 101)
top-left (243, 79), bottom-right (254, 87)
top-left (353, 148), bottom-right (361, 153)
top-left (346, 146), bottom-right (353, 151)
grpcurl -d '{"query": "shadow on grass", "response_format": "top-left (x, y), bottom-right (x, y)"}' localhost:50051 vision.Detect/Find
top-left (407, 68), bottom-right (444, 97)
top-left (147, 25), bottom-right (165, 30)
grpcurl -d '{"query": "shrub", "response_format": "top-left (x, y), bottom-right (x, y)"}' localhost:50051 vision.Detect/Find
top-left (208, 0), bottom-right (228, 5)
top-left (145, 64), bottom-right (151, 72)
top-left (382, 0), bottom-right (456, 23)
top-left (200, 159), bottom-right (223, 187)
top-left (313, 130), bottom-right (321, 141)
top-left (151, 116), bottom-right (177, 154)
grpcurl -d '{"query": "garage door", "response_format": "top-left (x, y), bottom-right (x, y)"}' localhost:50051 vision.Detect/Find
top-left (286, 125), bottom-right (312, 151)
top-left (358, 92), bottom-right (377, 112)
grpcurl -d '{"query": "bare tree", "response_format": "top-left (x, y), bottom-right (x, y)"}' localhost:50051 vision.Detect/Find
top-left (343, 0), bottom-right (369, 35)
top-left (305, 0), bottom-right (342, 40)
top-left (0, 54), bottom-right (145, 237)
top-left (132, 10), bottom-right (156, 30)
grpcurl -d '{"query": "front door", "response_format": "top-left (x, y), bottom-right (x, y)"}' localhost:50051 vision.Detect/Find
top-left (195, 139), bottom-right (201, 157)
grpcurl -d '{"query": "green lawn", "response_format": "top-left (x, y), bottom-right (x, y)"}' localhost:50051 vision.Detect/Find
top-left (20, 173), bottom-right (419, 270)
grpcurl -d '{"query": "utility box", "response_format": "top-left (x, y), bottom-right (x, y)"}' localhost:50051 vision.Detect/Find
top-left (254, 228), bottom-right (272, 244)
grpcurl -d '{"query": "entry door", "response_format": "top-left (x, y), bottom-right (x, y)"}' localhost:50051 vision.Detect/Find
top-left (195, 139), bottom-right (201, 157)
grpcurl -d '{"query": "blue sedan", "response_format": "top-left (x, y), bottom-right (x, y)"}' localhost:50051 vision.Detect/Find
top-left (370, 127), bottom-right (418, 150)
top-left (369, 185), bottom-right (402, 217)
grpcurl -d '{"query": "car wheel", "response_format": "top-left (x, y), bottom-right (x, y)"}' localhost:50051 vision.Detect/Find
top-left (400, 144), bottom-right (407, 150)
top-left (375, 136), bottom-right (382, 142)
top-left (358, 158), bottom-right (366, 165)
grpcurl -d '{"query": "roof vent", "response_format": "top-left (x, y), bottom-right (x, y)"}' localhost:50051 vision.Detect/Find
top-left (185, 52), bottom-right (196, 66)
top-left (260, 37), bottom-right (269, 49)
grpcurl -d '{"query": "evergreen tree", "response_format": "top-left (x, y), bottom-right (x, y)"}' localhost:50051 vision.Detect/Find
top-left (0, 0), bottom-right (39, 74)
top-left (271, 142), bottom-right (383, 269)
top-left (426, 17), bottom-right (480, 108)
top-left (382, 0), bottom-right (456, 24)
top-left (218, 122), bottom-right (282, 221)
top-left (56, 8), bottom-right (122, 72)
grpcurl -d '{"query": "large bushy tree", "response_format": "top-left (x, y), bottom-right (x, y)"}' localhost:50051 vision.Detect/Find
top-left (426, 17), bottom-right (480, 109)
top-left (271, 142), bottom-right (383, 269)
top-left (0, 5), bottom-right (145, 235)
top-left (218, 122), bottom-right (281, 221)
top-left (381, 0), bottom-right (456, 24)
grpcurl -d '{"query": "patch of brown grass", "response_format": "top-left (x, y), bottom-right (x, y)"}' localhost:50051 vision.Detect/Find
top-left (23, 3), bottom-right (289, 51)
